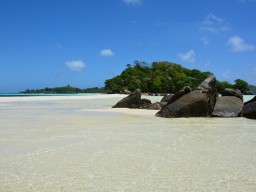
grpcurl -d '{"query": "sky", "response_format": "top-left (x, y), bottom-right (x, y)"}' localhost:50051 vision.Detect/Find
top-left (0, 0), bottom-right (256, 93)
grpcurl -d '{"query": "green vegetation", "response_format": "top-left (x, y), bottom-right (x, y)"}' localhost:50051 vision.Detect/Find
top-left (20, 61), bottom-right (255, 95)
top-left (249, 85), bottom-right (256, 94)
top-left (20, 85), bottom-right (107, 94)
top-left (105, 61), bottom-right (253, 94)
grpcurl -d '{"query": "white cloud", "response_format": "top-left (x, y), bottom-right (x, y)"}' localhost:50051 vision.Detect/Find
top-left (65, 60), bottom-right (86, 72)
top-left (178, 49), bottom-right (196, 63)
top-left (100, 49), bottom-right (115, 57)
top-left (227, 36), bottom-right (255, 52)
top-left (201, 36), bottom-right (209, 45)
top-left (123, 0), bottom-right (142, 5)
top-left (201, 13), bottom-right (229, 33)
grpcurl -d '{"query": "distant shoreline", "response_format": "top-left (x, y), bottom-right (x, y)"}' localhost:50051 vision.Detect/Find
top-left (0, 93), bottom-right (104, 97)
top-left (0, 94), bottom-right (126, 103)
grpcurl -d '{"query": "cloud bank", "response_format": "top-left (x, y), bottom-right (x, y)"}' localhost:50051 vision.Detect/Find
top-left (100, 49), bottom-right (115, 57)
top-left (178, 49), bottom-right (196, 63)
top-left (227, 36), bottom-right (255, 52)
top-left (65, 60), bottom-right (86, 72)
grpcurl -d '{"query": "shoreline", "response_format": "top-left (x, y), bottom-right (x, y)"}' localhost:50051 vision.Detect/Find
top-left (0, 94), bottom-right (126, 103)
top-left (0, 93), bottom-right (256, 191)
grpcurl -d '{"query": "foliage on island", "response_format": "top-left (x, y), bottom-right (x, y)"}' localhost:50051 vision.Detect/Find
top-left (20, 61), bottom-right (255, 95)
top-left (104, 61), bottom-right (253, 94)
top-left (249, 85), bottom-right (256, 94)
top-left (20, 85), bottom-right (107, 94)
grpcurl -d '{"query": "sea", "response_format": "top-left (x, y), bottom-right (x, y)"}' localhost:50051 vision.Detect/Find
top-left (0, 94), bottom-right (255, 191)
top-left (0, 93), bottom-right (102, 97)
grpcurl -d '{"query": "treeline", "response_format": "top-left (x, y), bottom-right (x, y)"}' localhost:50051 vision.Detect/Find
top-left (105, 61), bottom-right (254, 94)
top-left (249, 85), bottom-right (256, 94)
top-left (20, 85), bottom-right (107, 94)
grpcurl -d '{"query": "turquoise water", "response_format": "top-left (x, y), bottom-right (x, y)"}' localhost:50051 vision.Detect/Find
top-left (0, 93), bottom-right (104, 97)
top-left (243, 95), bottom-right (255, 102)
top-left (0, 93), bottom-right (254, 103)
top-left (0, 96), bottom-right (255, 191)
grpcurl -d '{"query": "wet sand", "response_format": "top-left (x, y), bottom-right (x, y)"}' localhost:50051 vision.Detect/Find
top-left (0, 95), bottom-right (256, 191)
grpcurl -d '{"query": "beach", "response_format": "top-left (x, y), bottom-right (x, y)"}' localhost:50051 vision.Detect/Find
top-left (0, 95), bottom-right (256, 191)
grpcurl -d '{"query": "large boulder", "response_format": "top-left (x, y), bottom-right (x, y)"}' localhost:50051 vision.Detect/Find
top-left (222, 88), bottom-right (243, 101)
top-left (211, 96), bottom-right (243, 117)
top-left (156, 75), bottom-right (217, 118)
top-left (159, 87), bottom-right (191, 107)
top-left (241, 96), bottom-right (256, 119)
top-left (160, 94), bottom-right (174, 107)
top-left (156, 90), bottom-right (210, 117)
top-left (160, 94), bottom-right (174, 103)
top-left (112, 89), bottom-right (151, 108)
top-left (143, 102), bottom-right (162, 110)
top-left (196, 75), bottom-right (217, 114)
top-left (168, 86), bottom-right (192, 104)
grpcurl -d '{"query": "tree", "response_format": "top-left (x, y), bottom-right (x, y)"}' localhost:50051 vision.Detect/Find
top-left (216, 80), bottom-right (233, 93)
top-left (104, 60), bottom-right (253, 94)
top-left (233, 79), bottom-right (249, 93)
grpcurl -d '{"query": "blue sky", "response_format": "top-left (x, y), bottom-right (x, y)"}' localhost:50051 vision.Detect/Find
top-left (0, 0), bottom-right (256, 93)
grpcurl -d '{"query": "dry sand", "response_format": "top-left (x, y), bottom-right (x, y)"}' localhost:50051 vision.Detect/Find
top-left (0, 95), bottom-right (256, 191)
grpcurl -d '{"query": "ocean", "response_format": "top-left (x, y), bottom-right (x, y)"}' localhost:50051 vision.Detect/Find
top-left (0, 93), bottom-right (103, 97)
top-left (0, 95), bottom-right (255, 191)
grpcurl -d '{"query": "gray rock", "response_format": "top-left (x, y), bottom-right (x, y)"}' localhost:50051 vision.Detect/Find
top-left (156, 75), bottom-right (217, 118)
top-left (123, 89), bottom-right (131, 95)
top-left (211, 96), bottom-right (243, 117)
top-left (222, 88), bottom-right (243, 101)
top-left (167, 86), bottom-right (192, 104)
top-left (160, 101), bottom-right (168, 107)
top-left (112, 89), bottom-right (151, 108)
top-left (143, 102), bottom-right (162, 110)
top-left (241, 96), bottom-right (256, 119)
top-left (160, 94), bottom-right (174, 103)
top-left (156, 90), bottom-right (210, 117)
top-left (196, 75), bottom-right (217, 115)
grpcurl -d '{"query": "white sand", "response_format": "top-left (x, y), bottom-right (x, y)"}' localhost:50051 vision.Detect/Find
top-left (0, 95), bottom-right (256, 191)
top-left (0, 94), bottom-right (126, 103)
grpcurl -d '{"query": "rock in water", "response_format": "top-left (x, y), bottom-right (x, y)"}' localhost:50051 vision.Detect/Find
top-left (112, 89), bottom-right (151, 108)
top-left (156, 75), bottom-right (217, 118)
top-left (241, 96), bottom-right (256, 119)
top-left (211, 96), bottom-right (243, 117)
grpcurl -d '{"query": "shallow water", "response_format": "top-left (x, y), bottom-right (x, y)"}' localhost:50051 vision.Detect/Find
top-left (0, 97), bottom-right (256, 191)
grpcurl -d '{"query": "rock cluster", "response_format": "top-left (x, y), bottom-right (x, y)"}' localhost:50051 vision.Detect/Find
top-left (112, 75), bottom-right (255, 120)
top-left (156, 75), bottom-right (216, 118)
